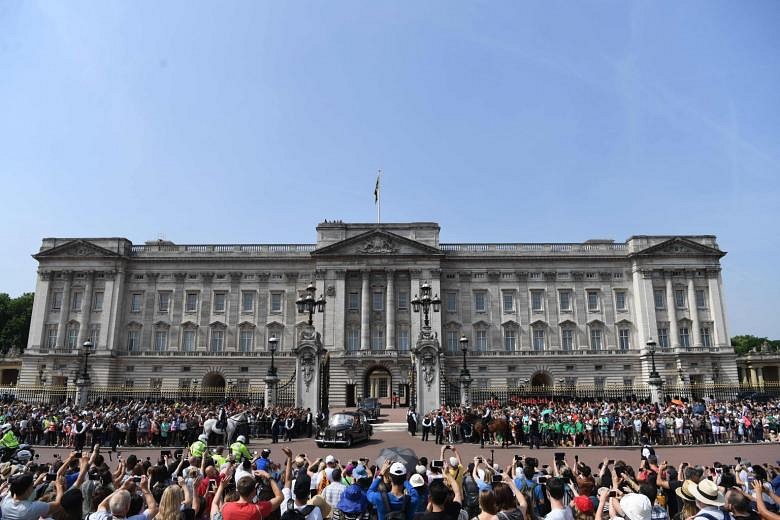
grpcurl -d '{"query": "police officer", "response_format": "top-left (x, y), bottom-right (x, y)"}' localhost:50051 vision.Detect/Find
top-left (230, 435), bottom-right (252, 462)
top-left (190, 433), bottom-right (208, 458)
top-left (0, 423), bottom-right (20, 459)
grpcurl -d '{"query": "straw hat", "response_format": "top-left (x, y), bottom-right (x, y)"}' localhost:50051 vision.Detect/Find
top-left (689, 479), bottom-right (725, 507)
top-left (675, 480), bottom-right (696, 502)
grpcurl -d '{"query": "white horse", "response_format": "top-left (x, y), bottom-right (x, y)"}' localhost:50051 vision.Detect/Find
top-left (203, 410), bottom-right (248, 445)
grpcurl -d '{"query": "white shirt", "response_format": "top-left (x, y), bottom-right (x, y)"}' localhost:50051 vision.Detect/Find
top-left (281, 489), bottom-right (324, 520)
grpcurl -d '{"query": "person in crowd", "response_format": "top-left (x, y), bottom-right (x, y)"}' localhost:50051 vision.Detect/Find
top-left (367, 460), bottom-right (420, 520)
top-left (230, 435), bottom-right (252, 462)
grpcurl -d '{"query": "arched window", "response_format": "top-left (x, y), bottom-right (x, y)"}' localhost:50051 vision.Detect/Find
top-left (66, 321), bottom-right (80, 350)
top-left (210, 322), bottom-right (226, 352)
top-left (153, 322), bottom-right (169, 352)
top-left (502, 321), bottom-right (519, 352)
top-left (127, 322), bottom-right (142, 352)
top-left (530, 321), bottom-right (546, 351)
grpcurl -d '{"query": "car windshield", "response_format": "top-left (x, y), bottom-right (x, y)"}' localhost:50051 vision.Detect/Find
top-left (362, 399), bottom-right (377, 407)
top-left (328, 414), bottom-right (354, 427)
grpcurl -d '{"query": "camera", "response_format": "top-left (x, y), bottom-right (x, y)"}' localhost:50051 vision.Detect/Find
top-left (538, 476), bottom-right (549, 484)
top-left (133, 476), bottom-right (142, 483)
top-left (432, 460), bottom-right (444, 469)
top-left (554, 452), bottom-right (565, 462)
top-left (45, 473), bottom-right (57, 482)
top-left (492, 474), bottom-right (503, 484)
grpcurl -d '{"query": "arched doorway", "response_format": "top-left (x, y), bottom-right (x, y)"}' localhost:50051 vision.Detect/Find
top-left (530, 371), bottom-right (553, 387)
top-left (364, 366), bottom-right (392, 406)
top-left (202, 372), bottom-right (225, 399)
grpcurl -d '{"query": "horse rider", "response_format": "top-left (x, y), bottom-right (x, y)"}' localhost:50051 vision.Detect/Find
top-left (230, 435), bottom-right (252, 462)
top-left (211, 446), bottom-right (228, 467)
top-left (190, 433), bottom-right (208, 458)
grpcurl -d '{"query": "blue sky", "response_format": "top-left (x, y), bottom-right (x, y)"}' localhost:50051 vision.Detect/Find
top-left (1, 1), bottom-right (779, 337)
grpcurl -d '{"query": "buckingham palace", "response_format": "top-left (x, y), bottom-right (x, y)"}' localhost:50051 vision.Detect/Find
top-left (20, 221), bottom-right (739, 408)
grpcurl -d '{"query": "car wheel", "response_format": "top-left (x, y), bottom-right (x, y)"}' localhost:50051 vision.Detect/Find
top-left (345, 436), bottom-right (353, 448)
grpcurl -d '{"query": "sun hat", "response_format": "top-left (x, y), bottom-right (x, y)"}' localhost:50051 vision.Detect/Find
top-left (689, 479), bottom-right (725, 507)
top-left (409, 474), bottom-right (425, 488)
top-left (572, 495), bottom-right (594, 513)
top-left (449, 457), bottom-right (459, 467)
top-left (338, 484), bottom-right (368, 515)
top-left (620, 493), bottom-right (652, 520)
top-left (416, 465), bottom-right (426, 475)
top-left (325, 455), bottom-right (336, 464)
top-left (675, 480), bottom-right (696, 502)
top-left (389, 462), bottom-right (407, 476)
top-left (353, 465), bottom-right (369, 480)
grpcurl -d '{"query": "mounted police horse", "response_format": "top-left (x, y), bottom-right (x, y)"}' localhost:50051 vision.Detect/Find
top-left (203, 409), bottom-right (249, 446)
top-left (468, 413), bottom-right (512, 448)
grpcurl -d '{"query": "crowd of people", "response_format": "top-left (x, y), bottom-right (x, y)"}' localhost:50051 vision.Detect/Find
top-left (0, 400), bottom-right (319, 449)
top-left (406, 398), bottom-right (780, 448)
top-left (1, 439), bottom-right (780, 520)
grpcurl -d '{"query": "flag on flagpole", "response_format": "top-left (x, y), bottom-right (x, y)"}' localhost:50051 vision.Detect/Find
top-left (374, 172), bottom-right (380, 203)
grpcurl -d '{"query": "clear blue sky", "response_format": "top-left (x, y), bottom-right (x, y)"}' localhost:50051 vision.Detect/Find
top-left (1, 1), bottom-right (779, 337)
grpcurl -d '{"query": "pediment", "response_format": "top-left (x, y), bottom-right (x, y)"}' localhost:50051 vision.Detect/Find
top-left (266, 321), bottom-right (285, 329)
top-left (33, 240), bottom-right (123, 260)
top-left (238, 321), bottom-right (256, 328)
top-left (181, 321), bottom-right (198, 328)
top-left (472, 319), bottom-right (491, 328)
top-left (444, 320), bottom-right (462, 328)
top-left (587, 318), bottom-right (605, 326)
top-left (209, 320), bottom-right (227, 328)
top-left (529, 319), bottom-right (547, 327)
top-left (559, 319), bottom-right (577, 327)
top-left (631, 237), bottom-right (725, 258)
top-left (501, 319), bottom-right (520, 328)
top-left (312, 230), bottom-right (442, 257)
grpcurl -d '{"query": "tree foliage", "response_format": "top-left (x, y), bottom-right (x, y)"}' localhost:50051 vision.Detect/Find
top-left (0, 293), bottom-right (34, 355)
top-left (731, 334), bottom-right (780, 355)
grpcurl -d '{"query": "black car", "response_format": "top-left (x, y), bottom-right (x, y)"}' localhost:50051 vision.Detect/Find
top-left (316, 412), bottom-right (373, 448)
top-left (358, 397), bottom-right (381, 421)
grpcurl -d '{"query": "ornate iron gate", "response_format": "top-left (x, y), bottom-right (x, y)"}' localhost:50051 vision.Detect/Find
top-left (276, 370), bottom-right (296, 407)
top-left (319, 352), bottom-right (330, 412)
top-left (440, 371), bottom-right (460, 407)
top-left (409, 360), bottom-right (416, 410)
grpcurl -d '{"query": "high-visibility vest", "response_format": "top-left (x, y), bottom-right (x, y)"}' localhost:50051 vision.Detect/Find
top-left (190, 440), bottom-right (207, 458)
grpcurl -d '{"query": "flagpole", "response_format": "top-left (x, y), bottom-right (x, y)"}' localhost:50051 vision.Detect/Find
top-left (377, 169), bottom-right (382, 225)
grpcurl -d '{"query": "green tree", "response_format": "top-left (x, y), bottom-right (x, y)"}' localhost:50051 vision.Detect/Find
top-left (731, 334), bottom-right (779, 354)
top-left (0, 292), bottom-right (34, 355)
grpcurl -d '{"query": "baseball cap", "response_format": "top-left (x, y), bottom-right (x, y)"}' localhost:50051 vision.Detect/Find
top-left (449, 457), bottom-right (459, 467)
top-left (389, 462), bottom-right (407, 476)
top-left (416, 465), bottom-right (426, 475)
top-left (620, 493), bottom-right (651, 520)
top-left (409, 474), bottom-right (425, 488)
top-left (325, 455), bottom-right (336, 464)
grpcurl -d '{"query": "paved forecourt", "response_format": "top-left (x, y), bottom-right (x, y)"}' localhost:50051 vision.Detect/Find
top-left (29, 408), bottom-right (780, 469)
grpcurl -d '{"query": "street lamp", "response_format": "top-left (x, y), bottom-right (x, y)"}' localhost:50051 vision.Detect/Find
top-left (411, 282), bottom-right (441, 328)
top-left (459, 335), bottom-right (470, 377)
top-left (80, 340), bottom-right (94, 379)
top-left (296, 282), bottom-right (326, 326)
top-left (646, 339), bottom-right (660, 378)
top-left (268, 335), bottom-right (279, 376)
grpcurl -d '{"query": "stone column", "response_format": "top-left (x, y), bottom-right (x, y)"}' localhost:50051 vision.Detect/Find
top-left (28, 270), bottom-right (53, 353)
top-left (77, 271), bottom-right (95, 347)
top-left (264, 374), bottom-right (279, 408)
top-left (360, 270), bottom-right (370, 350)
top-left (56, 271), bottom-right (74, 348)
top-left (386, 270), bottom-right (395, 350)
top-left (757, 367), bottom-right (765, 388)
top-left (171, 273), bottom-right (187, 350)
top-left (687, 275), bottom-right (702, 347)
top-left (572, 272), bottom-right (587, 348)
top-left (228, 272), bottom-right (242, 351)
top-left (707, 268), bottom-right (728, 348)
top-left (749, 367), bottom-right (757, 386)
top-left (332, 271), bottom-right (346, 351)
top-left (665, 274), bottom-right (680, 349)
top-left (104, 268), bottom-right (124, 353)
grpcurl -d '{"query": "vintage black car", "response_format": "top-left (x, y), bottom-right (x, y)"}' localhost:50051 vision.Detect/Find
top-left (316, 412), bottom-right (373, 448)
top-left (358, 397), bottom-right (381, 421)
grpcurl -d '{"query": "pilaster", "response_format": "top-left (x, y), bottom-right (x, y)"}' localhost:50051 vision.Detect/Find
top-left (665, 273), bottom-right (680, 349)
top-left (77, 271), bottom-right (95, 347)
top-left (386, 269), bottom-right (396, 350)
top-left (55, 271), bottom-right (73, 348)
top-left (360, 270), bottom-right (370, 350)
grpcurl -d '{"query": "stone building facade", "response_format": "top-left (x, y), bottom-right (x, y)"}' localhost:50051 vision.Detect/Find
top-left (21, 221), bottom-right (737, 407)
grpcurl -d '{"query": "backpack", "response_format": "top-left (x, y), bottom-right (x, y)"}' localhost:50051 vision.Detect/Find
top-left (462, 474), bottom-right (480, 513)
top-left (381, 491), bottom-right (410, 520)
top-left (281, 498), bottom-right (315, 520)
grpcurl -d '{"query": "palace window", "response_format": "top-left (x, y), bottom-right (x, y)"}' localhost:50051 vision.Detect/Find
top-left (590, 327), bottom-right (603, 350)
top-left (127, 329), bottom-right (140, 351)
top-left (446, 330), bottom-right (459, 353)
top-left (474, 292), bottom-right (487, 313)
top-left (89, 325), bottom-right (100, 348)
top-left (398, 326), bottom-right (410, 352)
top-left (346, 328), bottom-right (359, 352)
top-left (445, 292), bottom-right (458, 313)
top-left (532, 328), bottom-right (545, 351)
top-left (701, 326), bottom-right (712, 347)
top-left (623, 377), bottom-right (635, 387)
top-left (130, 293), bottom-right (143, 313)
top-left (679, 326), bottom-right (690, 347)
top-left (270, 292), bottom-right (283, 313)
top-left (530, 290), bottom-right (544, 312)
top-left (239, 328), bottom-right (253, 352)
top-left (674, 289), bottom-right (686, 309)
top-left (502, 292), bottom-right (514, 313)
top-left (618, 328), bottom-right (630, 350)
top-left (51, 291), bottom-right (63, 311)
top-left (615, 291), bottom-right (627, 312)
top-left (347, 292), bottom-right (359, 311)
top-left (559, 290), bottom-right (572, 312)
top-left (210, 329), bottom-right (224, 352)
top-left (213, 292), bottom-right (227, 313)
top-left (561, 327), bottom-right (574, 351)
top-left (92, 291), bottom-right (103, 312)
top-left (696, 289), bottom-right (707, 309)
top-left (372, 291), bottom-right (384, 311)
top-left (587, 291), bottom-right (599, 312)
top-left (594, 376), bottom-right (606, 390)
top-left (185, 292), bottom-right (198, 313)
top-left (46, 325), bottom-right (57, 349)
top-left (657, 326), bottom-right (669, 348)
top-left (654, 289), bottom-right (665, 309)
top-left (158, 292), bottom-right (171, 313)
top-left (371, 327), bottom-right (384, 351)
top-left (66, 324), bottom-right (79, 350)
top-left (475, 329), bottom-right (487, 351)
top-left (182, 329), bottom-right (196, 352)
top-left (397, 290), bottom-right (409, 310)
top-left (241, 292), bottom-right (254, 312)
top-left (504, 328), bottom-right (517, 352)
top-left (154, 330), bottom-right (168, 351)
top-left (71, 291), bottom-right (82, 311)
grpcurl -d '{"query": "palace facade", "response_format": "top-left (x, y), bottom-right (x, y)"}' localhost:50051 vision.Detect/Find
top-left (21, 221), bottom-right (740, 407)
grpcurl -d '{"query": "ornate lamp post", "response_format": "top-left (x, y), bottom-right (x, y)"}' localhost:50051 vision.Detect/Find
top-left (646, 339), bottom-right (664, 404)
top-left (80, 340), bottom-right (94, 379)
top-left (647, 340), bottom-right (660, 378)
top-left (296, 282), bottom-right (326, 326)
top-left (458, 335), bottom-right (472, 407)
top-left (411, 282), bottom-right (441, 328)
top-left (268, 336), bottom-right (279, 376)
top-left (75, 340), bottom-right (94, 406)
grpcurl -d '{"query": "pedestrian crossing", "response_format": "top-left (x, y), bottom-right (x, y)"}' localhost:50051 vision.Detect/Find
top-left (371, 422), bottom-right (407, 432)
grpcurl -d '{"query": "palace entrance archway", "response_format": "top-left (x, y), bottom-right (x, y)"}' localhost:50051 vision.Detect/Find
top-left (530, 371), bottom-right (553, 387)
top-left (364, 366), bottom-right (392, 406)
